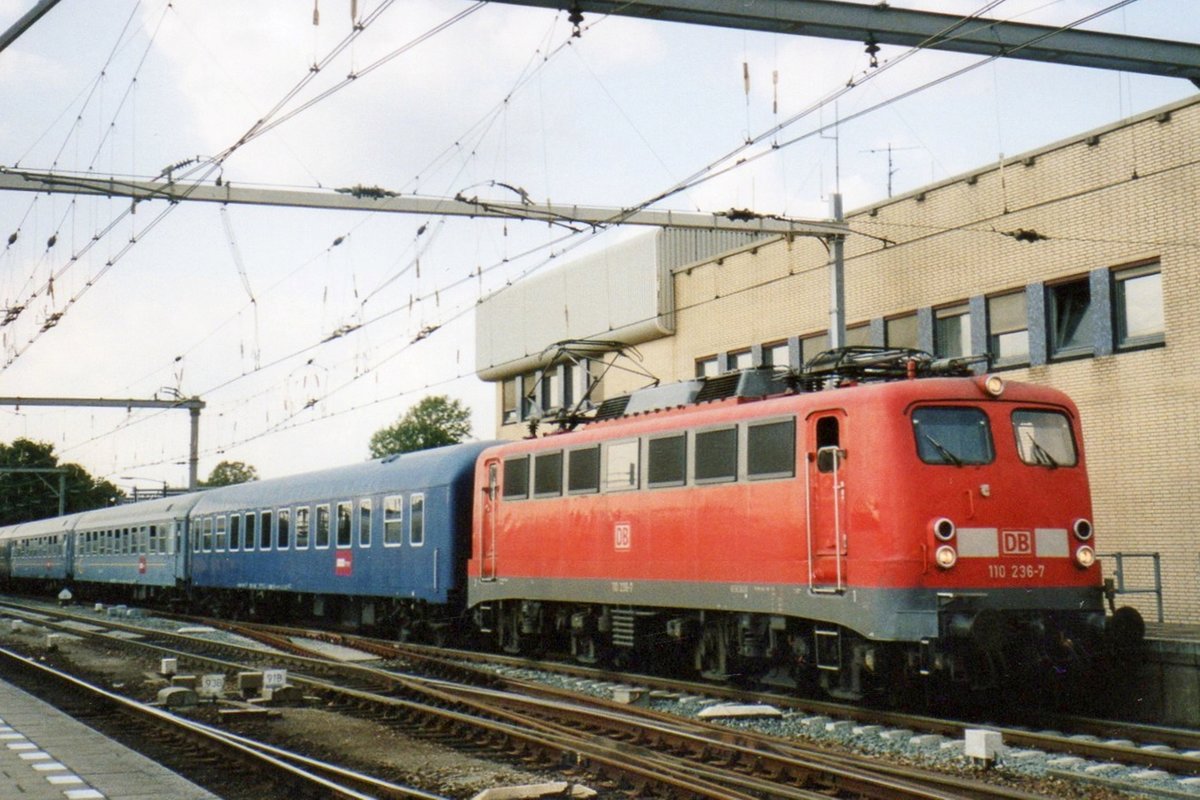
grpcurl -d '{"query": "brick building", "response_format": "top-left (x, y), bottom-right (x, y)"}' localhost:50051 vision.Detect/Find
top-left (476, 95), bottom-right (1198, 625)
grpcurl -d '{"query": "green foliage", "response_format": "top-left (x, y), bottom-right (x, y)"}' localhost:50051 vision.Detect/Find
top-left (204, 460), bottom-right (259, 487)
top-left (369, 395), bottom-right (473, 458)
top-left (0, 438), bottom-right (123, 525)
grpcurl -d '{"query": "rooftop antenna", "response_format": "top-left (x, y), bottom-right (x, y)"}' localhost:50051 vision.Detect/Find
top-left (862, 143), bottom-right (921, 198)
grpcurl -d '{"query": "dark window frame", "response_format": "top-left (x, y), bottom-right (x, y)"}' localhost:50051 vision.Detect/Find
top-left (693, 426), bottom-right (738, 484)
top-left (747, 417), bottom-right (797, 480)
top-left (646, 433), bottom-right (687, 488)
top-left (502, 455), bottom-right (530, 500)
top-left (533, 451), bottom-right (564, 497)
top-left (567, 446), bottom-right (601, 494)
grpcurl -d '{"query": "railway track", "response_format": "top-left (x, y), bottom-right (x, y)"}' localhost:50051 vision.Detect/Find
top-left (0, 597), bottom-right (1085, 800)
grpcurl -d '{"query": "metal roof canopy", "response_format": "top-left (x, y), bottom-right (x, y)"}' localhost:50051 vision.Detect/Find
top-left (0, 169), bottom-right (847, 237)
top-left (495, 0), bottom-right (1200, 86)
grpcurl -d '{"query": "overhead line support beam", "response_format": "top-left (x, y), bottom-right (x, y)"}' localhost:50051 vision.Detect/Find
top-left (488, 0), bottom-right (1200, 85)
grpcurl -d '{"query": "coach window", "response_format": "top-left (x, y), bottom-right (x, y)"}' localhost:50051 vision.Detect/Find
top-left (216, 515), bottom-right (229, 551)
top-left (695, 428), bottom-right (737, 484)
top-left (295, 507), bottom-right (310, 549)
top-left (358, 499), bottom-right (372, 547)
top-left (988, 292), bottom-right (1029, 366)
top-left (1115, 263), bottom-right (1164, 349)
top-left (912, 407), bottom-right (994, 465)
top-left (502, 456), bottom-right (530, 500)
top-left (277, 508), bottom-right (290, 549)
top-left (410, 494), bottom-right (425, 546)
top-left (229, 514), bottom-right (241, 551)
top-left (533, 451), bottom-right (563, 497)
top-left (647, 434), bottom-right (686, 488)
top-left (383, 496), bottom-right (403, 546)
top-left (567, 446), bottom-right (600, 494)
top-left (260, 510), bottom-right (273, 550)
top-left (336, 501), bottom-right (352, 548)
top-left (604, 439), bottom-right (640, 492)
top-left (244, 513), bottom-right (256, 552)
top-left (316, 504), bottom-right (331, 548)
top-left (748, 418), bottom-right (796, 479)
top-left (1048, 278), bottom-right (1093, 359)
top-left (147, 525), bottom-right (157, 554)
top-left (202, 516), bottom-right (214, 552)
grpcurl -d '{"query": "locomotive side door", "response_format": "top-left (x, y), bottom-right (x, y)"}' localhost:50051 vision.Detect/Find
top-left (480, 459), bottom-right (500, 581)
top-left (806, 411), bottom-right (847, 593)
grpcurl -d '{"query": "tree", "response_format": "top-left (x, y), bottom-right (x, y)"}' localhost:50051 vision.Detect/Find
top-left (369, 395), bottom-right (472, 458)
top-left (205, 460), bottom-right (259, 487)
top-left (0, 438), bottom-right (123, 525)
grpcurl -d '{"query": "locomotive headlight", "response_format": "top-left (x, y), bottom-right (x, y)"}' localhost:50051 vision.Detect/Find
top-left (1074, 545), bottom-right (1096, 569)
top-left (935, 545), bottom-right (958, 569)
top-left (977, 374), bottom-right (1005, 397)
top-left (933, 517), bottom-right (956, 541)
top-left (1073, 518), bottom-right (1093, 540)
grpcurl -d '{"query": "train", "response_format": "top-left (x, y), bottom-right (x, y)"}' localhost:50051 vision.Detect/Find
top-left (0, 348), bottom-right (1144, 702)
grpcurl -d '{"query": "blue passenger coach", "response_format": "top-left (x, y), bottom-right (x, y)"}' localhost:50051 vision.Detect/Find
top-left (71, 493), bottom-right (203, 599)
top-left (188, 441), bottom-right (495, 630)
top-left (7, 514), bottom-right (74, 585)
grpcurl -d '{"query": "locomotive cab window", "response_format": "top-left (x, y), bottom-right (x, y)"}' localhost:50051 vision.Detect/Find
top-left (748, 418), bottom-right (796, 479)
top-left (567, 446), bottom-right (600, 494)
top-left (694, 427), bottom-right (737, 484)
top-left (912, 407), bottom-right (994, 465)
top-left (1012, 410), bottom-right (1078, 468)
top-left (533, 451), bottom-right (564, 497)
top-left (503, 456), bottom-right (530, 500)
top-left (647, 434), bottom-right (686, 488)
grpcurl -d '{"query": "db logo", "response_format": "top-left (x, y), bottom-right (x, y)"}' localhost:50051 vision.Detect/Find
top-left (335, 550), bottom-right (353, 576)
top-left (614, 523), bottom-right (632, 551)
top-left (1001, 530), bottom-right (1033, 556)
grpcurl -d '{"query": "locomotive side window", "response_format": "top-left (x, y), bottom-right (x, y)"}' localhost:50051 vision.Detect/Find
top-left (604, 439), bottom-right (640, 492)
top-left (748, 418), bottom-right (796, 479)
top-left (567, 447), bottom-right (600, 493)
top-left (503, 456), bottom-right (530, 500)
top-left (533, 451), bottom-right (564, 497)
top-left (694, 428), bottom-right (737, 483)
top-left (260, 510), bottom-right (273, 550)
top-left (277, 508), bottom-right (290, 550)
top-left (912, 407), bottom-right (994, 465)
top-left (383, 496), bottom-right (403, 546)
top-left (647, 434), bottom-right (686, 488)
top-left (410, 494), bottom-right (425, 546)
top-left (1012, 410), bottom-right (1078, 467)
top-left (295, 507), bottom-right (311, 549)
top-left (316, 504), bottom-right (331, 548)
top-left (358, 499), bottom-right (372, 547)
top-left (336, 501), bottom-right (352, 547)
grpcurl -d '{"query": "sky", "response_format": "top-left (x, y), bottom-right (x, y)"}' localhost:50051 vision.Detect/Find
top-left (0, 0), bottom-right (1196, 493)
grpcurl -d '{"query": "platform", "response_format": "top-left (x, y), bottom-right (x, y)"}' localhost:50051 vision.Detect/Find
top-left (0, 676), bottom-right (218, 800)
top-left (1120, 622), bottom-right (1200, 727)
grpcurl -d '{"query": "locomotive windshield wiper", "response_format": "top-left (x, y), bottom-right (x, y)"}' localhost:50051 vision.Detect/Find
top-left (922, 433), bottom-right (963, 466)
top-left (1026, 435), bottom-right (1059, 469)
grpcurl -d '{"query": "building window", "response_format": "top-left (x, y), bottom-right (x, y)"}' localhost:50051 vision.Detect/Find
top-left (533, 451), bottom-right (563, 497)
top-left (695, 356), bottom-right (719, 378)
top-left (988, 292), bottom-right (1029, 366)
top-left (727, 349), bottom-right (753, 371)
top-left (520, 371), bottom-right (539, 420)
top-left (383, 496), bottom-right (403, 545)
top-left (567, 446), bottom-right (601, 493)
top-left (647, 434), bottom-right (686, 488)
top-left (762, 341), bottom-right (790, 369)
top-left (1048, 278), bottom-right (1093, 358)
top-left (935, 304), bottom-right (970, 359)
top-left (801, 332), bottom-right (830, 364)
top-left (695, 427), bottom-right (737, 483)
top-left (604, 439), bottom-right (640, 492)
top-left (501, 379), bottom-right (518, 425)
top-left (886, 314), bottom-right (918, 350)
top-left (542, 369), bottom-right (561, 412)
top-left (1115, 263), bottom-right (1164, 348)
top-left (844, 325), bottom-right (871, 348)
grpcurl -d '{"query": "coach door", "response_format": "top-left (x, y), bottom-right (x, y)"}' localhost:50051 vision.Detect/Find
top-left (480, 459), bottom-right (500, 581)
top-left (806, 411), bottom-right (847, 593)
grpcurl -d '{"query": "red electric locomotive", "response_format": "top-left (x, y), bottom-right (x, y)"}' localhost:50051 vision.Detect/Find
top-left (467, 349), bottom-right (1141, 701)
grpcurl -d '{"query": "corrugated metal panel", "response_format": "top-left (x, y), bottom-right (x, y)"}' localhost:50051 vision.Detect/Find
top-left (476, 228), bottom-right (771, 381)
